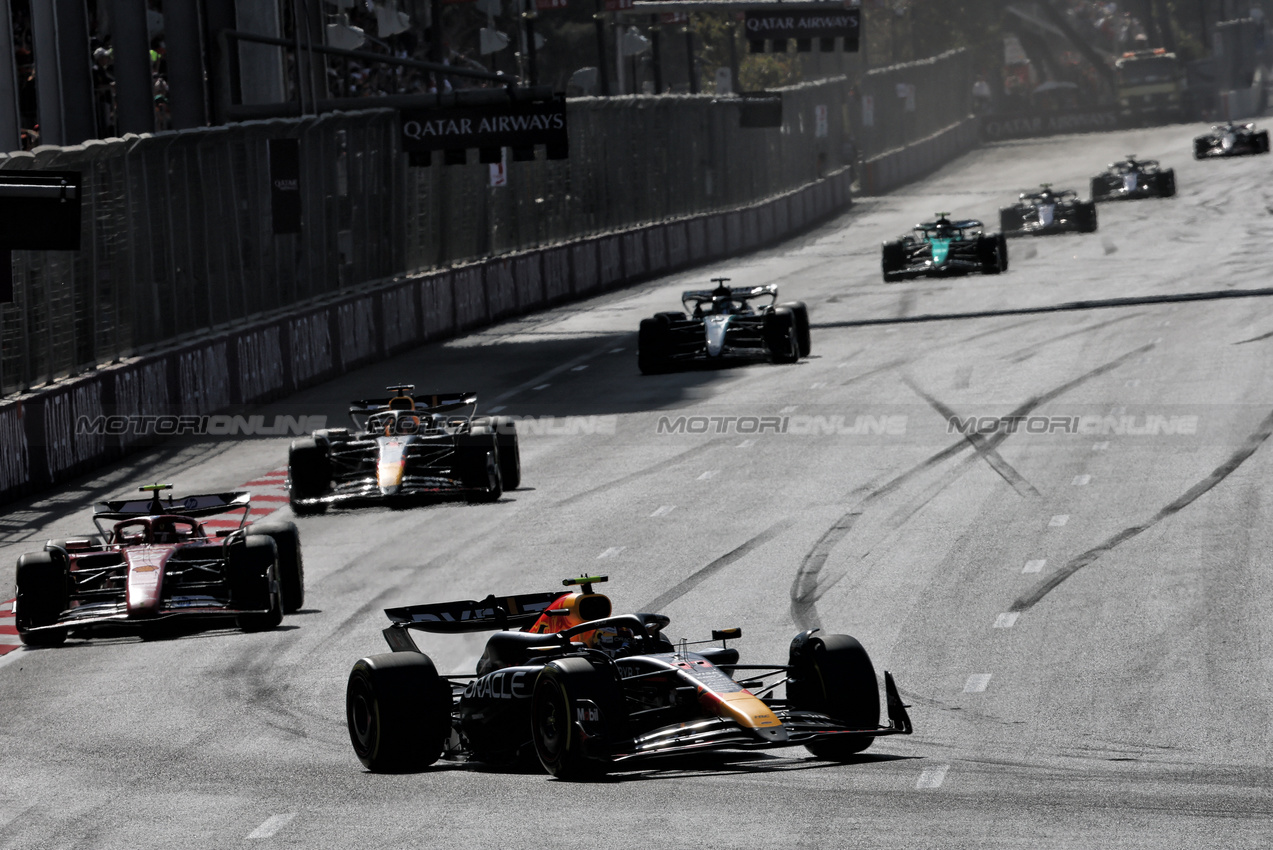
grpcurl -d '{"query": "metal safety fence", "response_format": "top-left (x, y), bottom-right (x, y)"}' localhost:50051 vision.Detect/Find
top-left (0, 56), bottom-right (968, 398)
top-left (855, 49), bottom-right (972, 159)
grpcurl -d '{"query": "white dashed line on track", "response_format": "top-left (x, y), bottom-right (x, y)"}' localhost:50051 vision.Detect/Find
top-left (487, 405), bottom-right (506, 414)
top-left (1023, 559), bottom-right (1046, 573)
top-left (247, 813), bottom-right (296, 840)
top-left (1072, 474), bottom-right (1091, 486)
top-left (1049, 515), bottom-right (1069, 527)
top-left (916, 765), bottom-right (949, 789)
top-left (994, 613), bottom-right (1019, 629)
top-left (597, 547), bottom-right (625, 559)
top-left (779, 405), bottom-right (799, 414)
top-left (810, 383), bottom-right (827, 390)
top-left (649, 505), bottom-right (676, 517)
top-left (571, 365), bottom-right (589, 371)
top-left (964, 674), bottom-right (992, 693)
top-left (533, 384), bottom-right (551, 391)
top-left (737, 439), bottom-right (756, 448)
top-left (610, 347), bottom-right (625, 354)
top-left (697, 470), bottom-right (719, 481)
top-left (1109, 405), bottom-right (1126, 415)
top-left (1092, 441), bottom-right (1109, 451)
top-left (1125, 379), bottom-right (1141, 387)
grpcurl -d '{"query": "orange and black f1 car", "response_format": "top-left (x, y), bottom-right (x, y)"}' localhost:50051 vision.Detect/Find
top-left (346, 575), bottom-right (912, 779)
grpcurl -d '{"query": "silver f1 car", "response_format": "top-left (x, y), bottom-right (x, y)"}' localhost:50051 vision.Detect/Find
top-left (12, 484), bottom-right (303, 645)
top-left (287, 386), bottom-right (519, 515)
top-left (1090, 156), bottom-right (1176, 200)
top-left (346, 575), bottom-right (912, 779)
top-left (637, 280), bottom-right (810, 375)
top-left (881, 214), bottom-right (1008, 282)
top-left (999, 185), bottom-right (1097, 236)
top-left (1193, 122), bottom-right (1269, 159)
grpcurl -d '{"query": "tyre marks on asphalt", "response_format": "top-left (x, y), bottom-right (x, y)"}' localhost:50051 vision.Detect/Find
top-left (1001, 312), bottom-right (1143, 363)
top-left (790, 343), bottom-right (1156, 632)
top-left (641, 519), bottom-right (795, 613)
top-left (1010, 406), bottom-right (1273, 614)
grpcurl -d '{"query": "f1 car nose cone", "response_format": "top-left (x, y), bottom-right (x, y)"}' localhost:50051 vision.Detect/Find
top-left (753, 725), bottom-right (789, 743)
top-left (704, 315), bottom-right (730, 357)
top-left (379, 483), bottom-right (401, 496)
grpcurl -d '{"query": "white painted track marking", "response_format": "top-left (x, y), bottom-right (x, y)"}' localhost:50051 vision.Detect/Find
top-left (697, 470), bottom-right (719, 481)
top-left (609, 347), bottom-right (624, 354)
top-left (1092, 441), bottom-right (1109, 451)
top-left (571, 365), bottom-right (589, 371)
top-left (1072, 474), bottom-right (1091, 486)
top-left (810, 382), bottom-right (827, 389)
top-left (247, 813), bottom-right (297, 839)
top-left (737, 439), bottom-right (756, 448)
top-left (597, 547), bottom-right (625, 559)
top-left (1049, 515), bottom-right (1069, 527)
top-left (964, 674), bottom-right (992, 693)
top-left (916, 765), bottom-right (949, 789)
top-left (487, 405), bottom-right (506, 414)
top-left (533, 383), bottom-right (551, 391)
top-left (1023, 559), bottom-right (1046, 574)
top-left (1125, 379), bottom-right (1141, 387)
top-left (994, 613), bottom-right (1019, 629)
top-left (779, 405), bottom-right (798, 414)
top-left (649, 506), bottom-right (676, 517)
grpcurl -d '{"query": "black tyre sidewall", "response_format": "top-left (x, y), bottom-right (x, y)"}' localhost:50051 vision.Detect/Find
top-left (346, 653), bottom-right (450, 772)
top-left (247, 521), bottom-right (304, 614)
top-left (788, 633), bottom-right (880, 758)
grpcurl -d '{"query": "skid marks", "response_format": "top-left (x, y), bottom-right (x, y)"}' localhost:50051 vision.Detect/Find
top-left (790, 343), bottom-right (1156, 630)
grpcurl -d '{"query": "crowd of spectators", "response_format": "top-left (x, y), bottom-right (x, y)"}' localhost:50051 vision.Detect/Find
top-left (1062, 1), bottom-right (1148, 55)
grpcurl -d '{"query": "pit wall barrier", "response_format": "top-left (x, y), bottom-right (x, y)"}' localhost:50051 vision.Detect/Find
top-left (0, 169), bottom-right (853, 507)
top-left (860, 117), bottom-right (980, 196)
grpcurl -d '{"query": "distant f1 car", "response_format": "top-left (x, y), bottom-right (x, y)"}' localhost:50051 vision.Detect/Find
top-left (637, 280), bottom-right (810, 374)
top-left (881, 214), bottom-right (1007, 282)
top-left (345, 575), bottom-right (912, 779)
top-left (287, 386), bottom-right (519, 515)
top-left (12, 485), bottom-right (303, 646)
top-left (1090, 156), bottom-right (1175, 200)
top-left (999, 185), bottom-right (1097, 236)
top-left (1193, 122), bottom-right (1269, 159)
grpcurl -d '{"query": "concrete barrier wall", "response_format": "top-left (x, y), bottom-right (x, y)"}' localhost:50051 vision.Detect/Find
top-left (860, 117), bottom-right (980, 197)
top-left (0, 169), bottom-right (856, 507)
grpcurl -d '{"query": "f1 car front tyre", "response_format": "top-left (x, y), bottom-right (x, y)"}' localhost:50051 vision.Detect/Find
top-left (1156, 169), bottom-right (1176, 198)
top-left (1193, 138), bottom-right (1209, 160)
top-left (347, 652), bottom-right (451, 772)
top-left (778, 301), bottom-right (811, 357)
top-left (637, 318), bottom-right (672, 375)
top-left (531, 657), bottom-right (626, 780)
top-left (461, 445), bottom-right (503, 503)
top-left (999, 207), bottom-right (1023, 235)
top-left (787, 632), bottom-right (881, 759)
top-left (978, 235), bottom-right (1006, 275)
top-left (764, 308), bottom-right (800, 364)
top-left (288, 438), bottom-right (331, 516)
top-left (1257, 131), bottom-right (1270, 154)
top-left (15, 552), bottom-right (68, 647)
top-left (471, 417), bottom-right (521, 491)
top-left (247, 520), bottom-right (304, 614)
top-left (230, 535), bottom-right (284, 632)
top-left (881, 241), bottom-right (906, 283)
top-left (1090, 177), bottom-right (1109, 202)
top-left (1075, 201), bottom-right (1098, 233)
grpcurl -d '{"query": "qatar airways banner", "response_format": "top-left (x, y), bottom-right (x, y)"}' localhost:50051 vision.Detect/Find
top-left (744, 8), bottom-right (860, 50)
top-left (400, 95), bottom-right (569, 163)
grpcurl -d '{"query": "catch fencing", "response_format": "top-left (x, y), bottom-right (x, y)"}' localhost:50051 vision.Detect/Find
top-left (1, 78), bottom-right (857, 398)
top-left (854, 49), bottom-right (972, 160)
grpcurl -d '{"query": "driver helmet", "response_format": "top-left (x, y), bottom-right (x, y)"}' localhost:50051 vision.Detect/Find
top-left (711, 295), bottom-right (733, 314)
top-left (396, 414), bottom-right (420, 435)
top-left (586, 625), bottom-right (635, 657)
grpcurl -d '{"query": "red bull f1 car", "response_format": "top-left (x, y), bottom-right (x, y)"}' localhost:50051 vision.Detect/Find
top-left (346, 575), bottom-right (912, 779)
top-left (1193, 122), bottom-right (1269, 159)
top-left (637, 280), bottom-right (810, 375)
top-left (1090, 156), bottom-right (1176, 200)
top-left (881, 214), bottom-right (1008, 282)
top-left (287, 386), bottom-right (520, 515)
top-left (999, 185), bottom-right (1097, 236)
top-left (12, 484), bottom-right (304, 646)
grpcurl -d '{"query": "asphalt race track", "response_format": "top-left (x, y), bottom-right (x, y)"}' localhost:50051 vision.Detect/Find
top-left (3, 122), bottom-right (1273, 849)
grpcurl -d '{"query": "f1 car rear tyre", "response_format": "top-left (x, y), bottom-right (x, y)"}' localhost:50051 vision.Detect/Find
top-left (288, 438), bottom-right (331, 516)
top-left (347, 652), bottom-right (451, 772)
top-left (1157, 169), bottom-right (1176, 198)
top-left (230, 535), bottom-right (283, 632)
top-left (778, 301), bottom-right (811, 357)
top-left (978, 235), bottom-right (1005, 275)
top-left (531, 657), bottom-right (625, 780)
top-left (15, 552), bottom-right (68, 647)
top-left (881, 241), bottom-right (906, 283)
top-left (654, 311), bottom-right (685, 324)
top-left (764, 308), bottom-right (800, 364)
top-left (787, 632), bottom-right (880, 759)
top-left (638, 318), bottom-right (672, 375)
top-left (247, 520), bottom-right (304, 614)
top-left (1258, 131), bottom-right (1270, 154)
top-left (472, 417), bottom-right (521, 491)
top-left (1193, 138), bottom-right (1208, 160)
top-left (1090, 177), bottom-right (1108, 202)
